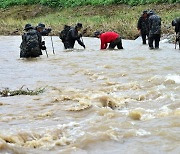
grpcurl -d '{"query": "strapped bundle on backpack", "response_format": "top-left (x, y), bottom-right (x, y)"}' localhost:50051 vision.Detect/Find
top-left (25, 30), bottom-right (39, 51)
top-left (20, 29), bottom-right (41, 58)
top-left (59, 25), bottom-right (71, 42)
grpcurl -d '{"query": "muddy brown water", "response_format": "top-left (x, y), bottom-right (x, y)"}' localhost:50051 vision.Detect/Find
top-left (0, 36), bottom-right (180, 154)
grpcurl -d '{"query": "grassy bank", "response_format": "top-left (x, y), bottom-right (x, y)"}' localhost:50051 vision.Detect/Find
top-left (0, 0), bottom-right (179, 8)
top-left (0, 3), bottom-right (179, 39)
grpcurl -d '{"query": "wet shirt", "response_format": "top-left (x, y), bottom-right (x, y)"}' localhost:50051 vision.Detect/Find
top-left (137, 16), bottom-right (149, 34)
top-left (149, 14), bottom-right (161, 35)
top-left (174, 17), bottom-right (180, 33)
top-left (100, 32), bottom-right (119, 49)
top-left (66, 27), bottom-right (84, 48)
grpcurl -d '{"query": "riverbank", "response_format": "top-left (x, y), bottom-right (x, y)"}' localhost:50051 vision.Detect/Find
top-left (0, 3), bottom-right (179, 39)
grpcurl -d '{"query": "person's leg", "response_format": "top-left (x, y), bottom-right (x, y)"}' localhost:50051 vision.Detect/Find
top-left (177, 32), bottom-right (180, 50)
top-left (141, 33), bottom-right (146, 44)
top-left (155, 34), bottom-right (160, 49)
top-left (64, 41), bottom-right (74, 49)
top-left (148, 35), bottom-right (154, 49)
top-left (116, 37), bottom-right (123, 49)
top-left (63, 41), bottom-right (69, 49)
top-left (108, 41), bottom-right (116, 49)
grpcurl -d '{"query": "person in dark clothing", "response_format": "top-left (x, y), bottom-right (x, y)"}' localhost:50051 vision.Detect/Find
top-left (35, 23), bottom-right (52, 36)
top-left (148, 10), bottom-right (161, 49)
top-left (64, 23), bottom-right (85, 49)
top-left (20, 24), bottom-right (45, 58)
top-left (35, 23), bottom-right (48, 55)
top-left (59, 25), bottom-right (71, 48)
top-left (94, 31), bottom-right (123, 50)
top-left (172, 17), bottom-right (180, 49)
top-left (137, 10), bottom-right (149, 44)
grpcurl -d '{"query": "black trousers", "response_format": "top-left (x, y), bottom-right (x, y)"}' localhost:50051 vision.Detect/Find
top-left (108, 37), bottom-right (123, 49)
top-left (63, 40), bottom-right (75, 49)
top-left (148, 34), bottom-right (160, 48)
top-left (141, 33), bottom-right (148, 44)
top-left (176, 32), bottom-right (180, 49)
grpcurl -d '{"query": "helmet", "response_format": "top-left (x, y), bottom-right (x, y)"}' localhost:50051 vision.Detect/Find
top-left (37, 23), bottom-right (45, 29)
top-left (24, 24), bottom-right (33, 30)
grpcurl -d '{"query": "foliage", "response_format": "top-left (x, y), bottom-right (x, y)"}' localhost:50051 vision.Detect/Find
top-left (0, 87), bottom-right (45, 97)
top-left (0, 0), bottom-right (179, 8)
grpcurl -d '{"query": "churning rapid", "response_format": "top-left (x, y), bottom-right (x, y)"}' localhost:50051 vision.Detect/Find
top-left (0, 36), bottom-right (180, 154)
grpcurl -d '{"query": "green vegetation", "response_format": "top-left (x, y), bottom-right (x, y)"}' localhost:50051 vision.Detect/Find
top-left (0, 0), bottom-right (179, 8)
top-left (0, 3), bottom-right (179, 39)
top-left (0, 87), bottom-right (45, 97)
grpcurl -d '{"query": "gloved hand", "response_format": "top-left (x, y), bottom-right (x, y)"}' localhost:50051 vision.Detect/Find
top-left (41, 45), bottom-right (46, 50)
top-left (47, 28), bottom-right (52, 33)
top-left (41, 41), bottom-right (45, 45)
top-left (82, 44), bottom-right (85, 49)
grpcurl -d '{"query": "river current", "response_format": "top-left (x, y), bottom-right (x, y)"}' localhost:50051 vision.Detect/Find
top-left (0, 36), bottom-right (179, 154)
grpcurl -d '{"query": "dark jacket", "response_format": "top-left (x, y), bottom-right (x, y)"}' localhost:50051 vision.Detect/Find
top-left (172, 17), bottom-right (180, 33)
top-left (66, 27), bottom-right (84, 48)
top-left (149, 14), bottom-right (161, 36)
top-left (137, 16), bottom-right (149, 34)
top-left (34, 27), bottom-right (51, 36)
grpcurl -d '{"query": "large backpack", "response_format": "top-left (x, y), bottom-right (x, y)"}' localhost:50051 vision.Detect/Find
top-left (59, 25), bottom-right (71, 42)
top-left (25, 30), bottom-right (40, 51)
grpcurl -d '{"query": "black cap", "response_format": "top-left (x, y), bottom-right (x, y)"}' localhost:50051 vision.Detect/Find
top-left (76, 23), bottom-right (83, 28)
top-left (24, 24), bottom-right (33, 30)
top-left (37, 23), bottom-right (45, 29)
top-left (94, 31), bottom-right (101, 37)
top-left (143, 10), bottom-right (148, 14)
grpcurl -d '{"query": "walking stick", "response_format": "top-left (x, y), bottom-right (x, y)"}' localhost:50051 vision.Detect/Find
top-left (81, 36), bottom-right (84, 44)
top-left (45, 49), bottom-right (48, 58)
top-left (175, 33), bottom-right (177, 49)
top-left (51, 36), bottom-right (55, 54)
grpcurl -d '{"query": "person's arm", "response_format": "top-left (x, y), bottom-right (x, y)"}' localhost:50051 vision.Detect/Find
top-left (77, 38), bottom-right (85, 48)
top-left (101, 38), bottom-right (107, 50)
top-left (40, 28), bottom-right (52, 36)
top-left (22, 33), bottom-right (26, 42)
top-left (148, 17), bottom-right (152, 31)
top-left (137, 17), bottom-right (142, 30)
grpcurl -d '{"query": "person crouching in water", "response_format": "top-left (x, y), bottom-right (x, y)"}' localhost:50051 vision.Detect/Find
top-left (20, 24), bottom-right (46, 58)
top-left (94, 31), bottom-right (123, 50)
top-left (64, 23), bottom-right (85, 49)
top-left (137, 10), bottom-right (149, 44)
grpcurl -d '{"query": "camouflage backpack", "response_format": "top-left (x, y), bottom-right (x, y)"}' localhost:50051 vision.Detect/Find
top-left (25, 29), bottom-right (40, 51)
top-left (59, 25), bottom-right (71, 42)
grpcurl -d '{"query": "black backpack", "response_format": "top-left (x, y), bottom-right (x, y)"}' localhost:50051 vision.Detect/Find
top-left (59, 25), bottom-right (71, 42)
top-left (25, 30), bottom-right (39, 50)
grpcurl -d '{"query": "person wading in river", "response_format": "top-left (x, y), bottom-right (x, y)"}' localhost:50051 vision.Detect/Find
top-left (94, 31), bottom-right (123, 50)
top-left (35, 23), bottom-right (52, 36)
top-left (137, 10), bottom-right (149, 44)
top-left (20, 24), bottom-right (46, 58)
top-left (64, 23), bottom-right (85, 49)
top-left (148, 10), bottom-right (161, 49)
top-left (172, 17), bottom-right (180, 49)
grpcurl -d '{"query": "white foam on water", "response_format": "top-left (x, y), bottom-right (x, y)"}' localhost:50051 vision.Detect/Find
top-left (141, 114), bottom-right (156, 121)
top-left (166, 74), bottom-right (180, 84)
top-left (136, 129), bottom-right (151, 136)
